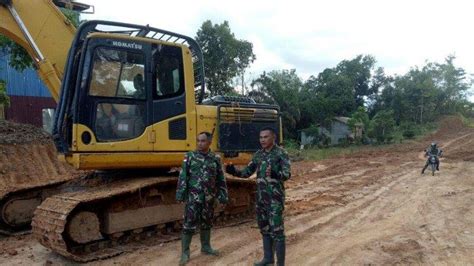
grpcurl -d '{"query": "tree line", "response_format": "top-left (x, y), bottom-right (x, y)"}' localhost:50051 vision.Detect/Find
top-left (196, 21), bottom-right (474, 143)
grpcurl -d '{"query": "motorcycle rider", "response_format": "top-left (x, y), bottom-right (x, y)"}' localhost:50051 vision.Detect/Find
top-left (421, 142), bottom-right (443, 174)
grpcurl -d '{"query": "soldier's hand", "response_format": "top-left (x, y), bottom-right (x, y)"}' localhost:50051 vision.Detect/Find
top-left (225, 164), bottom-right (237, 176)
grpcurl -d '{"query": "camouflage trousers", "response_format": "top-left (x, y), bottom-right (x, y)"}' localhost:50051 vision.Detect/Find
top-left (183, 200), bottom-right (215, 234)
top-left (256, 200), bottom-right (285, 241)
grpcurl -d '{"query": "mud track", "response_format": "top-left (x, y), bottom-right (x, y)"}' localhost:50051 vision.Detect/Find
top-left (0, 116), bottom-right (473, 265)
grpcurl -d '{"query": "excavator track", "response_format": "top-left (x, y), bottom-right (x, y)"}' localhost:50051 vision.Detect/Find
top-left (0, 183), bottom-right (68, 235)
top-left (32, 175), bottom-right (255, 262)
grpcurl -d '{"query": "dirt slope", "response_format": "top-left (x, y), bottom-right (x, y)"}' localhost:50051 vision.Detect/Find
top-left (0, 121), bottom-right (80, 199)
top-left (0, 116), bottom-right (473, 265)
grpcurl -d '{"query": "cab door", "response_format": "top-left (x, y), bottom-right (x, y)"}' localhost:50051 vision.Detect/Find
top-left (74, 37), bottom-right (154, 152)
top-left (150, 43), bottom-right (188, 151)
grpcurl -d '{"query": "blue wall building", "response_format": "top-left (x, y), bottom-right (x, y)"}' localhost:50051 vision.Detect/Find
top-left (0, 51), bottom-right (55, 127)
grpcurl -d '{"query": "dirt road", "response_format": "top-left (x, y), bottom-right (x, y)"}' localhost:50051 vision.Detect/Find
top-left (0, 117), bottom-right (473, 265)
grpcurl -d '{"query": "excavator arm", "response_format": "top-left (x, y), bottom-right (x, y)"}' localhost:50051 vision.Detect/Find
top-left (0, 0), bottom-right (88, 101)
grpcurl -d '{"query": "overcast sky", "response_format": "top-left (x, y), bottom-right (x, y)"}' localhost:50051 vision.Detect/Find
top-left (82, 0), bottom-right (473, 97)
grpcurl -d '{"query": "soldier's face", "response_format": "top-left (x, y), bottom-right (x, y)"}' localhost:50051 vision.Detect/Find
top-left (197, 134), bottom-right (211, 152)
top-left (260, 130), bottom-right (275, 150)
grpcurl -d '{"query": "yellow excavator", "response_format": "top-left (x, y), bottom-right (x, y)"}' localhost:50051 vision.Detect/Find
top-left (0, 0), bottom-right (281, 262)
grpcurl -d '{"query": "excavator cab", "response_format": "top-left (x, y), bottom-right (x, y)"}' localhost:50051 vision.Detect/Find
top-left (54, 21), bottom-right (281, 170)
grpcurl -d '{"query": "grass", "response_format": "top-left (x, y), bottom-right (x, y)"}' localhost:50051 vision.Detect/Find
top-left (287, 145), bottom-right (366, 161)
top-left (459, 113), bottom-right (474, 128)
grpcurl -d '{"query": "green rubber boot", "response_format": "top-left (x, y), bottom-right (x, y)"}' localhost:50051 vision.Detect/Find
top-left (275, 239), bottom-right (286, 266)
top-left (179, 232), bottom-right (193, 265)
top-left (254, 234), bottom-right (274, 266)
top-left (200, 229), bottom-right (219, 256)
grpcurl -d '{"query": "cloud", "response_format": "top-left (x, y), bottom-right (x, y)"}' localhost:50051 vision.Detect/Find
top-left (81, 0), bottom-right (474, 91)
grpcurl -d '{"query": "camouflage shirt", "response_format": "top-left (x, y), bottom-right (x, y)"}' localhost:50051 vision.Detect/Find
top-left (176, 150), bottom-right (228, 204)
top-left (237, 145), bottom-right (291, 205)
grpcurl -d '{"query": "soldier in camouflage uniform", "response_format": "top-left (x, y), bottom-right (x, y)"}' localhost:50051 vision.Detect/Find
top-left (176, 132), bottom-right (228, 265)
top-left (421, 142), bottom-right (443, 174)
top-left (226, 127), bottom-right (291, 266)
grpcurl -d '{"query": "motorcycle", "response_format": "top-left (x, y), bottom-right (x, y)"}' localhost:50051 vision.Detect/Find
top-left (428, 155), bottom-right (437, 176)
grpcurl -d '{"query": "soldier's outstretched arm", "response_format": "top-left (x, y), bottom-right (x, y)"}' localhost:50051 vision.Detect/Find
top-left (176, 152), bottom-right (190, 202)
top-left (239, 156), bottom-right (259, 178)
top-left (216, 157), bottom-right (229, 204)
top-left (225, 157), bottom-right (257, 178)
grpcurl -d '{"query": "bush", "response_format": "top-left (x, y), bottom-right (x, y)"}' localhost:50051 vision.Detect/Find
top-left (337, 137), bottom-right (350, 147)
top-left (319, 134), bottom-right (331, 147)
top-left (0, 80), bottom-right (9, 108)
top-left (368, 109), bottom-right (396, 143)
top-left (282, 138), bottom-right (299, 150)
top-left (400, 121), bottom-right (416, 139)
top-left (402, 129), bottom-right (415, 139)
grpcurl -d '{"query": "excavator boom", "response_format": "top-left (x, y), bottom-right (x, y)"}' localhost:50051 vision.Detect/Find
top-left (0, 0), bottom-right (84, 101)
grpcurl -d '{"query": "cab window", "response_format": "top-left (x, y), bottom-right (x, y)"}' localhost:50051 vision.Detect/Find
top-left (89, 47), bottom-right (145, 99)
top-left (153, 45), bottom-right (184, 98)
top-left (88, 46), bottom-right (146, 142)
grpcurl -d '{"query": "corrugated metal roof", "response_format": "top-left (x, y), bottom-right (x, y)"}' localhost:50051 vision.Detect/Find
top-left (0, 51), bottom-right (52, 97)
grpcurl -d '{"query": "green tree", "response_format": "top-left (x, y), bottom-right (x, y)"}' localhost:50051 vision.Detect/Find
top-left (246, 55), bottom-right (472, 141)
top-left (398, 67), bottom-right (439, 124)
top-left (250, 69), bottom-right (302, 138)
top-left (300, 75), bottom-right (338, 129)
top-left (311, 68), bottom-right (356, 116)
top-left (369, 109), bottom-right (396, 143)
top-left (372, 55), bottom-right (472, 126)
top-left (195, 20), bottom-right (256, 96)
top-left (307, 55), bottom-right (379, 118)
top-left (434, 55), bottom-right (472, 114)
top-left (348, 106), bottom-right (370, 140)
top-left (335, 55), bottom-right (378, 107)
top-left (367, 67), bottom-right (393, 113)
top-left (0, 35), bottom-right (34, 70)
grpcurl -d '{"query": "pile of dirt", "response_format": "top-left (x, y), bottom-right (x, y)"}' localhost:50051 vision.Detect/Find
top-left (0, 142), bottom-right (81, 199)
top-left (425, 115), bottom-right (467, 141)
top-left (0, 120), bottom-right (52, 145)
top-left (0, 121), bottom-right (80, 203)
